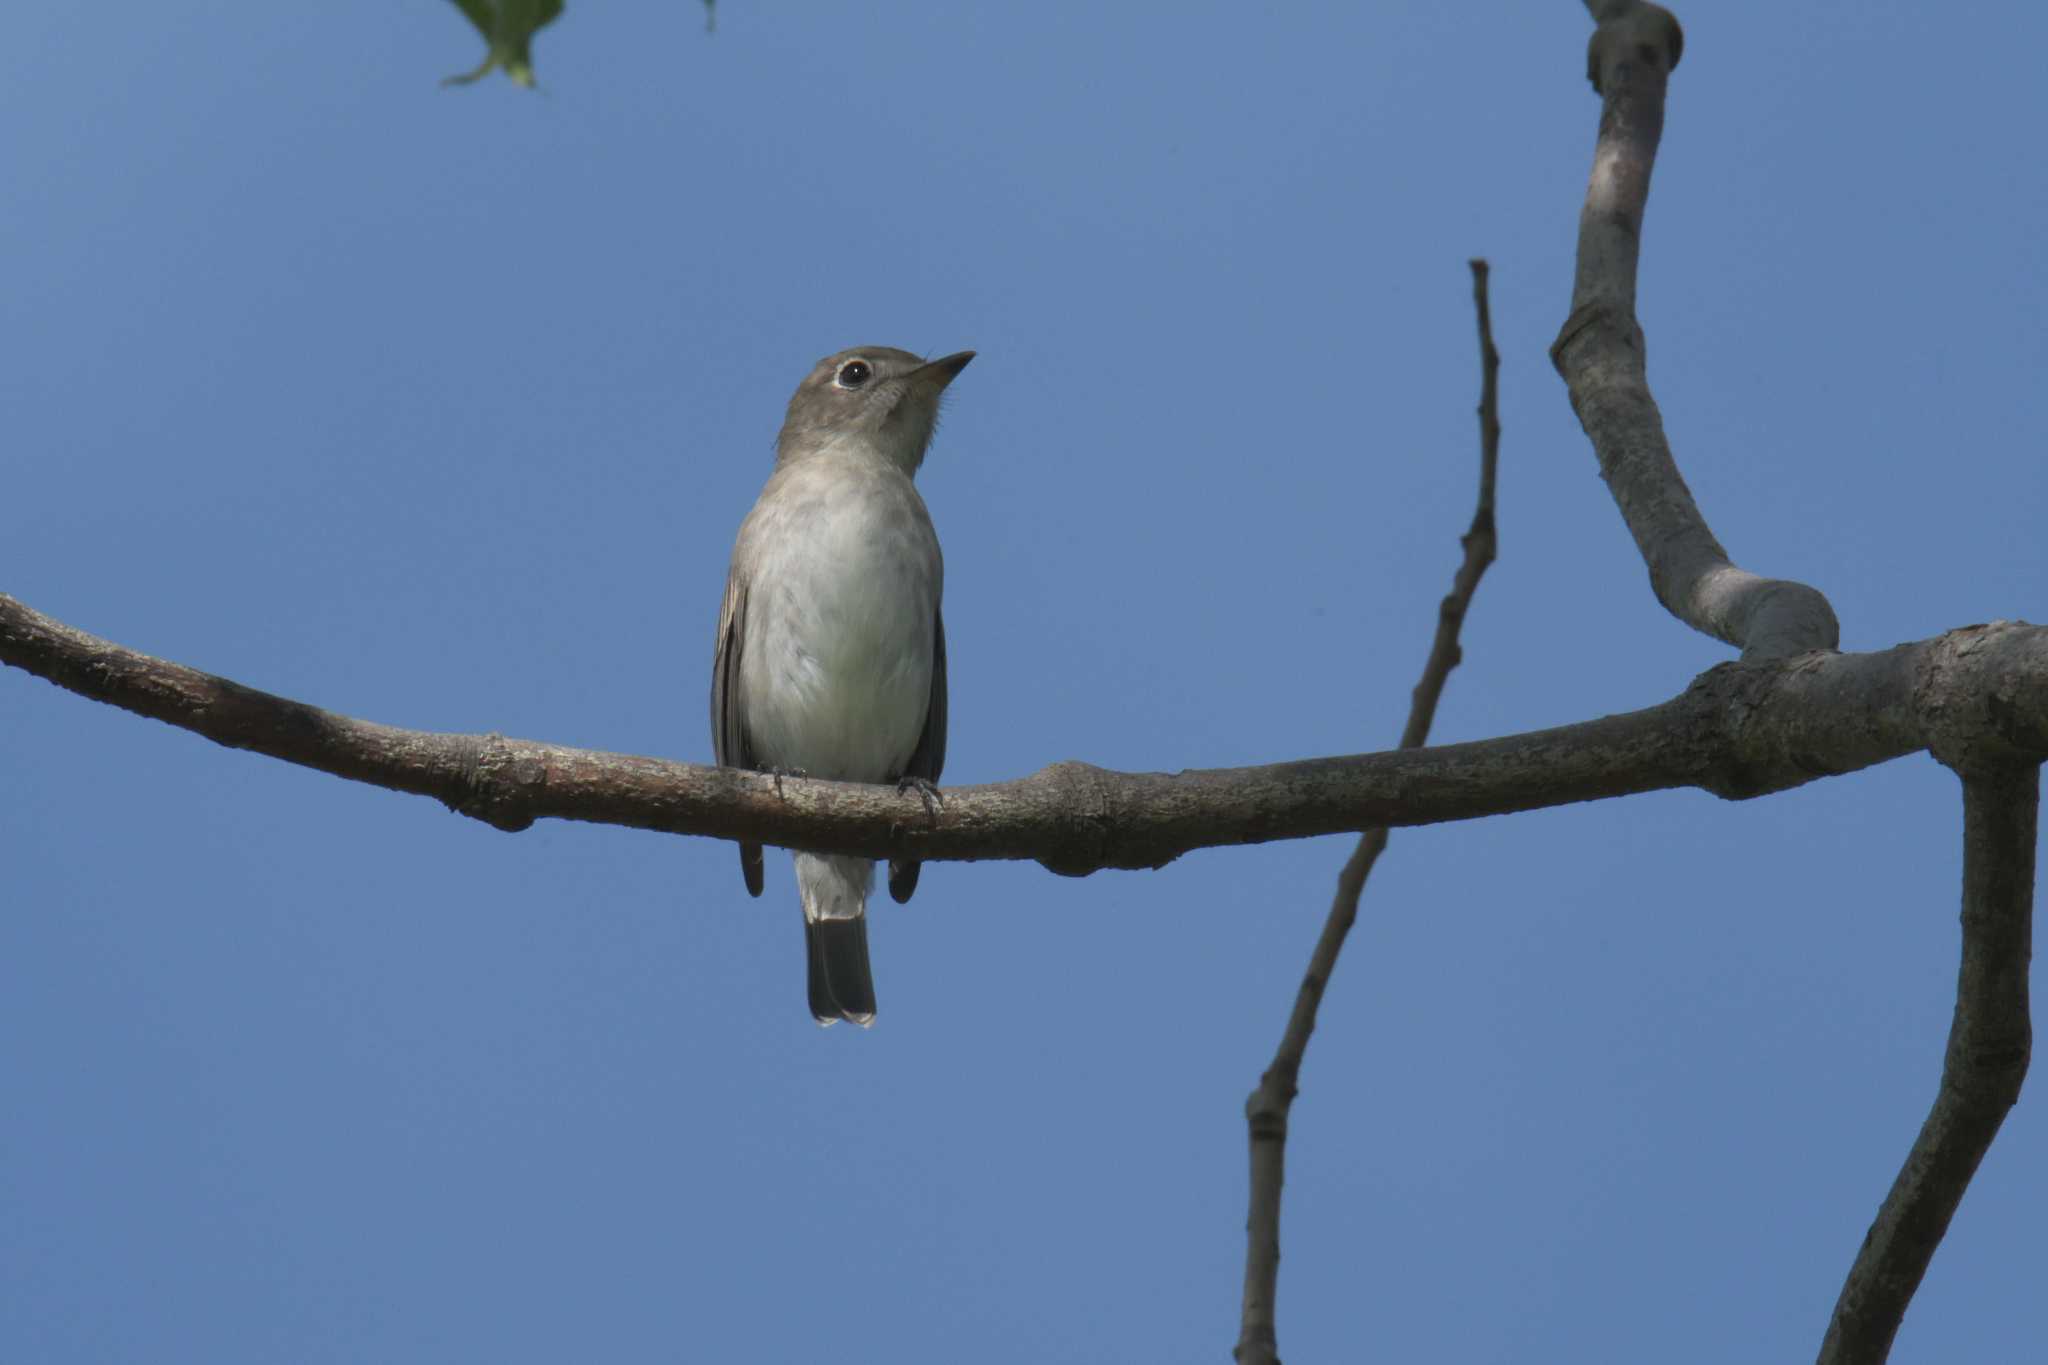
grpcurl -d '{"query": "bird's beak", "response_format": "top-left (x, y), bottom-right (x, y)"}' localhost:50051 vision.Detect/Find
top-left (913, 350), bottom-right (976, 390)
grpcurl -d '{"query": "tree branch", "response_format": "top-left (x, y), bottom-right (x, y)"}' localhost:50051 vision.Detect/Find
top-left (1235, 260), bottom-right (1503, 1365)
top-left (1556, 7), bottom-right (2036, 1356)
top-left (1818, 763), bottom-right (2037, 1363)
top-left (5, 594), bottom-right (2048, 874)
top-left (1552, 0), bottom-right (1837, 660)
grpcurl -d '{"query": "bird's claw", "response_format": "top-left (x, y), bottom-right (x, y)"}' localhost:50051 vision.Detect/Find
top-left (769, 766), bottom-right (809, 799)
top-left (896, 775), bottom-right (944, 826)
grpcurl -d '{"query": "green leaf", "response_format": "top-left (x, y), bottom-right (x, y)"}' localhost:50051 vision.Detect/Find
top-left (443, 0), bottom-right (565, 89)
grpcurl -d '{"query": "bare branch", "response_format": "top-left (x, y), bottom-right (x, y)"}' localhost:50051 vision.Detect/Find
top-left (1551, 14), bottom-right (2037, 1350)
top-left (5, 593), bottom-right (2048, 873)
top-left (1235, 261), bottom-right (1503, 1365)
top-left (1552, 1), bottom-right (1836, 660)
top-left (1818, 763), bottom-right (2037, 1363)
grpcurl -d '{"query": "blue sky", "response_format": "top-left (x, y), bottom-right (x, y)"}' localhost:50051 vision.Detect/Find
top-left (3, 3), bottom-right (2043, 1360)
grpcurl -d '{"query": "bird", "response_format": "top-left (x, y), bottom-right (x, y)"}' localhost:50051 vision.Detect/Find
top-left (710, 346), bottom-right (973, 1026)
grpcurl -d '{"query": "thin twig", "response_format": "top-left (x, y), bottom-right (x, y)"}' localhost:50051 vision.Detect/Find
top-left (1818, 763), bottom-right (2037, 1363)
top-left (1233, 260), bottom-right (1503, 1365)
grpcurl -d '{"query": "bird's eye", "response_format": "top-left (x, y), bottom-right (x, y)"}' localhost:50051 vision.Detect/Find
top-left (835, 359), bottom-right (872, 389)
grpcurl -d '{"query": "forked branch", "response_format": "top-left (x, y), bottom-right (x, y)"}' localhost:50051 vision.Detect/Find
top-left (1555, 5), bottom-right (2038, 1359)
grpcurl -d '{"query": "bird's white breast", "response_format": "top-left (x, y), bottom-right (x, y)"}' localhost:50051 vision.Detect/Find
top-left (736, 455), bottom-right (941, 783)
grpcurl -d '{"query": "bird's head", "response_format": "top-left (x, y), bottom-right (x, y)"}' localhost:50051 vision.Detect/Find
top-left (775, 346), bottom-right (975, 474)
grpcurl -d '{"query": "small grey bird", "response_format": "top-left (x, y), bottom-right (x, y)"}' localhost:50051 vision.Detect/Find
top-left (711, 346), bottom-right (973, 1026)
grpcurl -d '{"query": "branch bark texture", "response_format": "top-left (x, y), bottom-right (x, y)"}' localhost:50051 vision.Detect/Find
top-left (5, 594), bottom-right (2048, 874)
top-left (1553, 0), bottom-right (1837, 661)
top-left (1235, 260), bottom-right (1503, 1365)
top-left (1818, 764), bottom-right (2037, 1364)
top-left (1555, 6), bottom-right (2037, 1359)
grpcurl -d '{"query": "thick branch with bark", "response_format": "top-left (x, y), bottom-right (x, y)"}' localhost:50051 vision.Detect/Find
top-left (1819, 765), bottom-right (2037, 1363)
top-left (1235, 260), bottom-right (1503, 1365)
top-left (1553, 0), bottom-right (1837, 660)
top-left (1551, 5), bottom-right (2039, 1359)
top-left (5, 594), bottom-right (2047, 874)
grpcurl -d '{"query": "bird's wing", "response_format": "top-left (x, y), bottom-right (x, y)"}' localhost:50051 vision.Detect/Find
top-left (903, 608), bottom-right (947, 783)
top-left (710, 567), bottom-right (764, 896)
top-left (710, 569), bottom-right (753, 769)
top-left (887, 607), bottom-right (947, 906)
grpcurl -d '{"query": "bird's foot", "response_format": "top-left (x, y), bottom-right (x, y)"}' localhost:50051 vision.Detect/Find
top-left (895, 775), bottom-right (944, 826)
top-left (769, 766), bottom-right (809, 799)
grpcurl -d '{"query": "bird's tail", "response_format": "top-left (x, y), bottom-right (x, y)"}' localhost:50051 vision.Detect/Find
top-left (795, 853), bottom-right (877, 1027)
